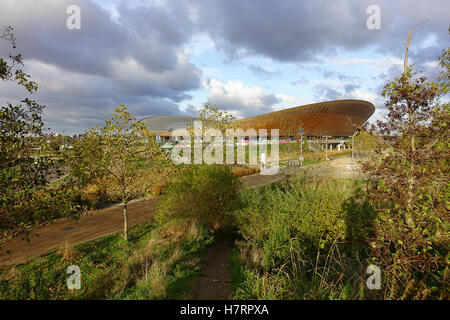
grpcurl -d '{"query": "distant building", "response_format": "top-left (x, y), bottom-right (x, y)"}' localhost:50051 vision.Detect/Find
top-left (140, 115), bottom-right (198, 142)
top-left (141, 99), bottom-right (375, 142)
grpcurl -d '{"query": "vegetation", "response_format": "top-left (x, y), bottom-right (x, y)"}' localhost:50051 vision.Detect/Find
top-left (353, 131), bottom-right (377, 159)
top-left (230, 175), bottom-right (376, 299)
top-left (0, 221), bottom-right (212, 299)
top-left (1, 25), bottom-right (448, 301)
top-left (0, 26), bottom-right (84, 243)
top-left (227, 29), bottom-right (449, 301)
top-left (156, 164), bottom-right (241, 228)
top-left (186, 102), bottom-right (237, 136)
top-left (362, 45), bottom-right (449, 299)
top-left (63, 105), bottom-right (172, 240)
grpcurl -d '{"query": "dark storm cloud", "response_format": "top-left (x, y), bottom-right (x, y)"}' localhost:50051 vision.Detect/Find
top-left (195, 0), bottom-right (379, 62)
top-left (116, 0), bottom-right (197, 73)
top-left (0, 0), bottom-right (202, 133)
top-left (0, 0), bottom-right (198, 76)
top-left (195, 0), bottom-right (448, 64)
top-left (0, 0), bottom-right (127, 76)
top-left (0, 0), bottom-right (448, 133)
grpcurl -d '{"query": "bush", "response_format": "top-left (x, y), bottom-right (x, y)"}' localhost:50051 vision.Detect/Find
top-left (232, 175), bottom-right (375, 299)
top-left (156, 164), bottom-right (241, 227)
top-left (234, 175), bottom-right (351, 268)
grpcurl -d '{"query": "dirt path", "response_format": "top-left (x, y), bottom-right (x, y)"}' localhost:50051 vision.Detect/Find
top-left (192, 240), bottom-right (233, 300)
top-left (0, 198), bottom-right (158, 266)
top-left (192, 155), bottom-right (366, 300)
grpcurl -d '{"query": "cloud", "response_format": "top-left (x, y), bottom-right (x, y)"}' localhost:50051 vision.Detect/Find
top-left (247, 64), bottom-right (280, 79)
top-left (291, 77), bottom-right (310, 86)
top-left (330, 57), bottom-right (404, 70)
top-left (313, 84), bottom-right (343, 101)
top-left (195, 0), bottom-right (374, 62)
top-left (204, 79), bottom-right (281, 118)
top-left (0, 0), bottom-right (202, 133)
top-left (344, 83), bottom-right (361, 93)
top-left (193, 0), bottom-right (448, 66)
top-left (0, 0), bottom-right (447, 134)
top-left (312, 82), bottom-right (378, 102)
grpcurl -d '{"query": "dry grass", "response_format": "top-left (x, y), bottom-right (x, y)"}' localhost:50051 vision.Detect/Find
top-left (144, 260), bottom-right (169, 299)
top-left (151, 184), bottom-right (166, 196)
top-left (58, 241), bottom-right (76, 261)
top-left (232, 167), bottom-right (260, 177)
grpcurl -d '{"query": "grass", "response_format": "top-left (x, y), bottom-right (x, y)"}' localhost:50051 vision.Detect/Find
top-left (0, 219), bottom-right (213, 300)
top-left (1, 160), bottom-right (372, 300)
top-left (228, 247), bottom-right (246, 299)
top-left (230, 174), bottom-right (376, 300)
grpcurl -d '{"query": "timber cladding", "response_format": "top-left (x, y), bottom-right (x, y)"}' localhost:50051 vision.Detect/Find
top-left (142, 99), bottom-right (375, 137)
top-left (235, 99), bottom-right (375, 137)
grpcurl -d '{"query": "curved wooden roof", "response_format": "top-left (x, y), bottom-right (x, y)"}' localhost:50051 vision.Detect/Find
top-left (235, 99), bottom-right (374, 136)
top-left (142, 99), bottom-right (375, 137)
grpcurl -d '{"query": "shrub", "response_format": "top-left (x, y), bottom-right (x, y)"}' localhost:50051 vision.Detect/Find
top-left (232, 175), bottom-right (375, 299)
top-left (156, 164), bottom-right (241, 226)
top-left (234, 175), bottom-right (351, 268)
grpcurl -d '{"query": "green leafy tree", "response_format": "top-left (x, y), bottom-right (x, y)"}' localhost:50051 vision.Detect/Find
top-left (184, 102), bottom-right (237, 164)
top-left (156, 164), bottom-right (241, 227)
top-left (72, 105), bottom-right (170, 240)
top-left (353, 131), bottom-right (377, 159)
top-left (364, 28), bottom-right (449, 299)
top-left (187, 102), bottom-right (237, 135)
top-left (1, 26), bottom-right (81, 243)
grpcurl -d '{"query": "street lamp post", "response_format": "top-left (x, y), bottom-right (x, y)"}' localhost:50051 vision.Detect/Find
top-left (324, 136), bottom-right (331, 161)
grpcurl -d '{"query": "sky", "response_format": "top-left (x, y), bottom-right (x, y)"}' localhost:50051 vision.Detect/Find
top-left (0, 0), bottom-right (448, 134)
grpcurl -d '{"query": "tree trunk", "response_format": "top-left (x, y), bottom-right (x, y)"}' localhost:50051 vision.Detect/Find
top-left (403, 20), bottom-right (428, 74)
top-left (123, 202), bottom-right (128, 241)
top-left (404, 29), bottom-right (412, 73)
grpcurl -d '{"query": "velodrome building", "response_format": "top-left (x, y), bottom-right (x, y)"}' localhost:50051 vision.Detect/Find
top-left (141, 99), bottom-right (375, 142)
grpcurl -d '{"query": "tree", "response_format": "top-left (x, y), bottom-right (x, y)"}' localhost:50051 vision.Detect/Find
top-left (0, 26), bottom-right (84, 243)
top-left (353, 131), bottom-right (377, 159)
top-left (61, 130), bottom-right (104, 191)
top-left (184, 102), bottom-right (237, 164)
top-left (72, 105), bottom-right (170, 240)
top-left (363, 27), bottom-right (449, 299)
top-left (0, 26), bottom-right (38, 93)
top-left (187, 102), bottom-right (236, 136)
